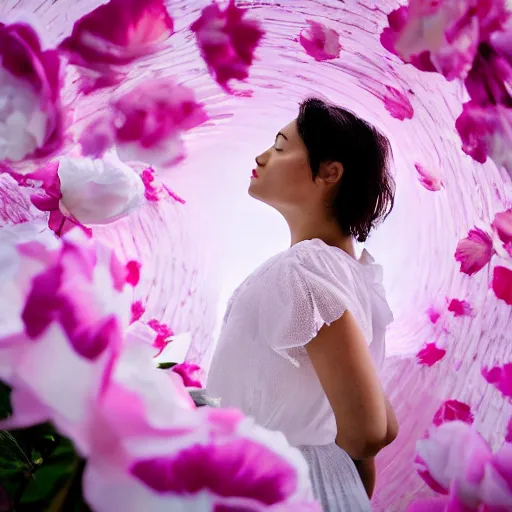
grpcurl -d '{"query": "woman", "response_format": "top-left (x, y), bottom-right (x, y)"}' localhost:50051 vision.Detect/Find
top-left (206, 97), bottom-right (398, 511)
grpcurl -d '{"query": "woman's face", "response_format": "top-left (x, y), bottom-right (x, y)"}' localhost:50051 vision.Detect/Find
top-left (249, 119), bottom-right (319, 211)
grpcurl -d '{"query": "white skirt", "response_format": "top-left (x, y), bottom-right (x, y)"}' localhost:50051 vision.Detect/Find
top-left (298, 444), bottom-right (372, 512)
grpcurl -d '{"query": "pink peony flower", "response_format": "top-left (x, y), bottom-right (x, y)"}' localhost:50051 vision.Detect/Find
top-left (482, 363), bottom-right (512, 400)
top-left (433, 400), bottom-right (474, 426)
top-left (0, 22), bottom-right (63, 164)
top-left (447, 299), bottom-right (473, 317)
top-left (415, 421), bottom-right (512, 510)
top-left (454, 227), bottom-right (494, 276)
top-left (57, 154), bottom-right (144, 224)
top-left (415, 163), bottom-right (444, 191)
top-left (455, 101), bottom-right (512, 173)
top-left (84, 407), bottom-right (318, 512)
top-left (191, 0), bottom-right (264, 93)
top-left (59, 0), bottom-right (174, 94)
top-left (417, 342), bottom-right (447, 366)
top-left (80, 79), bottom-right (208, 169)
top-left (416, 422), bottom-right (493, 501)
top-left (381, 0), bottom-right (510, 81)
top-left (299, 21), bottom-right (341, 62)
top-left (492, 266), bottom-right (512, 305)
top-left (465, 42), bottom-right (512, 107)
top-left (172, 362), bottom-right (202, 388)
top-left (0, 230), bottom-right (132, 435)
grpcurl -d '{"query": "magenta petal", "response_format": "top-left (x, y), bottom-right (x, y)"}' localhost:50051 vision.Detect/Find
top-left (454, 227), bottom-right (494, 276)
top-left (382, 85), bottom-right (414, 120)
top-left (427, 306), bottom-right (441, 324)
top-left (482, 363), bottom-right (512, 400)
top-left (172, 362), bottom-right (202, 388)
top-left (415, 163), bottom-right (444, 191)
top-left (492, 209), bottom-right (512, 246)
top-left (131, 438), bottom-right (298, 504)
top-left (126, 260), bottom-right (141, 287)
top-left (433, 400), bottom-right (474, 426)
top-left (65, 315), bottom-right (121, 361)
top-left (417, 342), bottom-right (446, 367)
top-left (447, 299), bottom-right (473, 317)
top-left (492, 266), bottom-right (512, 305)
top-left (22, 265), bottom-right (62, 339)
top-left (299, 20), bottom-right (341, 62)
top-left (191, 0), bottom-right (264, 92)
top-left (506, 417), bottom-right (512, 443)
top-left (130, 300), bottom-right (146, 324)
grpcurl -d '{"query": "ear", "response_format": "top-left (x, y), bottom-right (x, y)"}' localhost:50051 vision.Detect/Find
top-left (318, 161), bottom-right (343, 185)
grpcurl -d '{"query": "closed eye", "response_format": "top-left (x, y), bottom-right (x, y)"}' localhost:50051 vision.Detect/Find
top-left (273, 146), bottom-right (284, 152)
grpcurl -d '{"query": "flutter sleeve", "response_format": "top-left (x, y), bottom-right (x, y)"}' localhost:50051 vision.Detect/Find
top-left (258, 241), bottom-right (368, 367)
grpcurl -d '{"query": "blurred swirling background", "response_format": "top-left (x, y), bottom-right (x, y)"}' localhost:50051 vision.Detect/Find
top-left (1, 0), bottom-right (511, 509)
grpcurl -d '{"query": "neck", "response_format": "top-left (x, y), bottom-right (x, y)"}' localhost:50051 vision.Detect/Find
top-left (284, 207), bottom-right (356, 257)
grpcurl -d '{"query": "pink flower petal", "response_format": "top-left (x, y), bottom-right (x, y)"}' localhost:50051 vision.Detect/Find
top-left (482, 363), bottom-right (512, 399)
top-left (382, 85), bottom-right (414, 120)
top-left (417, 342), bottom-right (447, 366)
top-left (447, 299), bottom-right (473, 317)
top-left (492, 209), bottom-right (512, 246)
top-left (172, 362), bottom-right (202, 388)
top-left (492, 266), bottom-right (512, 305)
top-left (130, 300), bottom-right (146, 324)
top-left (506, 417), bottom-right (512, 443)
top-left (415, 163), bottom-right (444, 191)
top-left (131, 438), bottom-right (298, 504)
top-left (59, 0), bottom-right (174, 93)
top-left (140, 167), bottom-right (185, 203)
top-left (299, 20), bottom-right (341, 62)
top-left (427, 306), bottom-right (442, 324)
top-left (126, 260), bottom-right (141, 287)
top-left (191, 0), bottom-right (264, 93)
top-left (433, 400), bottom-right (474, 426)
top-left (148, 318), bottom-right (174, 356)
top-left (454, 227), bottom-right (494, 276)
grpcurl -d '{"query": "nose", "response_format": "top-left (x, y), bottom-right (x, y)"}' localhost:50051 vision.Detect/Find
top-left (255, 149), bottom-right (269, 167)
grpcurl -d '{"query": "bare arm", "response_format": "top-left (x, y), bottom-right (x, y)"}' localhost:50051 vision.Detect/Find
top-left (352, 457), bottom-right (376, 498)
top-left (305, 310), bottom-right (393, 460)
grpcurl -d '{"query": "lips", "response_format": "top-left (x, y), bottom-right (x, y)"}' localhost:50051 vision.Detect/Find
top-left (252, 169), bottom-right (259, 178)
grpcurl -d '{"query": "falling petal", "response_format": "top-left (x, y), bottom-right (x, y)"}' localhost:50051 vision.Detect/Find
top-left (454, 227), bottom-right (494, 276)
top-left (417, 342), bottom-right (446, 367)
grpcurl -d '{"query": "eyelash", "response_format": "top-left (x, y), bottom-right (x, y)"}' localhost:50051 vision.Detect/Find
top-left (273, 147), bottom-right (283, 152)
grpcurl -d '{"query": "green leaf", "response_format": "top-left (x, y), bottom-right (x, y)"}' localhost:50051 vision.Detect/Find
top-left (0, 431), bottom-right (32, 479)
top-left (21, 436), bottom-right (77, 504)
top-left (0, 381), bottom-right (12, 420)
top-left (157, 362), bottom-right (177, 369)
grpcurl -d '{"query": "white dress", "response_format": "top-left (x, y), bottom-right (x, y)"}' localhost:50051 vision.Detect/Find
top-left (206, 238), bottom-right (394, 511)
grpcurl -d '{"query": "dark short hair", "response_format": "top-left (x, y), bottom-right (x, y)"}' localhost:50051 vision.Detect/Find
top-left (297, 98), bottom-right (395, 243)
